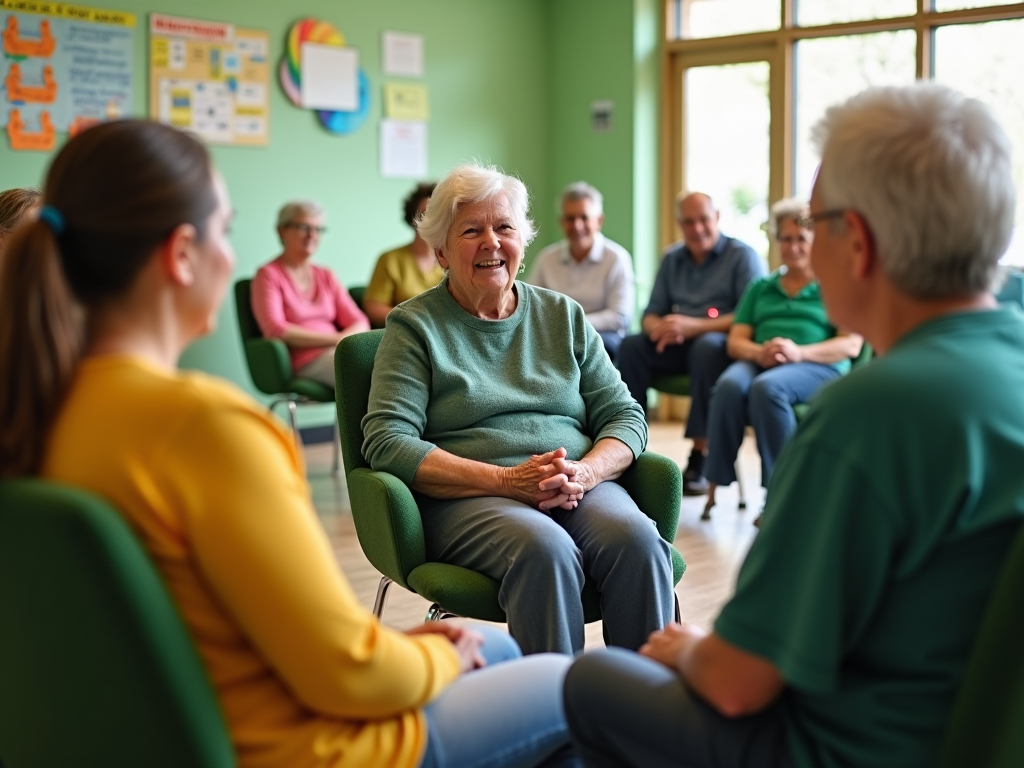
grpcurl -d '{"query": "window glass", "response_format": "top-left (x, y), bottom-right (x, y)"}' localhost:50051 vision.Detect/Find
top-left (934, 19), bottom-right (1024, 265)
top-left (793, 31), bottom-right (916, 201)
top-left (796, 0), bottom-right (916, 27)
top-left (933, 0), bottom-right (1019, 11)
top-left (685, 62), bottom-right (771, 258)
top-left (682, 0), bottom-right (780, 39)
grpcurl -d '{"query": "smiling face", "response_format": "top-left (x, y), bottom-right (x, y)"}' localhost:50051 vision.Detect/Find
top-left (560, 197), bottom-right (603, 260)
top-left (436, 194), bottom-right (523, 312)
top-left (278, 213), bottom-right (324, 260)
top-left (677, 194), bottom-right (720, 259)
top-left (778, 217), bottom-right (814, 273)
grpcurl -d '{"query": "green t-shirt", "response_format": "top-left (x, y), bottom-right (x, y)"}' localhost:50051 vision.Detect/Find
top-left (734, 271), bottom-right (848, 374)
top-left (715, 308), bottom-right (1024, 768)
top-left (361, 279), bottom-right (647, 485)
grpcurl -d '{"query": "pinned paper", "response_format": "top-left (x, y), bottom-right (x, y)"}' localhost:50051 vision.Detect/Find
top-left (382, 31), bottom-right (423, 77)
top-left (384, 83), bottom-right (428, 121)
top-left (300, 43), bottom-right (358, 111)
top-left (380, 119), bottom-right (427, 178)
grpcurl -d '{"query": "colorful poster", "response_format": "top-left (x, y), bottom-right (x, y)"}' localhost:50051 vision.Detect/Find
top-left (149, 13), bottom-right (269, 147)
top-left (1, 0), bottom-right (135, 150)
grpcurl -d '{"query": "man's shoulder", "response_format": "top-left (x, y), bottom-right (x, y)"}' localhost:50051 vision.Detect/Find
top-left (534, 240), bottom-right (569, 263)
top-left (718, 234), bottom-right (760, 260)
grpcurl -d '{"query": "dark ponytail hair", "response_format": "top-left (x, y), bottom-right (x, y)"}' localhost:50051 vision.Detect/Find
top-left (0, 119), bottom-right (218, 476)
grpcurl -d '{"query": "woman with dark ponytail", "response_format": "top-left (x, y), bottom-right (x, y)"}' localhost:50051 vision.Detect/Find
top-left (0, 120), bottom-right (577, 768)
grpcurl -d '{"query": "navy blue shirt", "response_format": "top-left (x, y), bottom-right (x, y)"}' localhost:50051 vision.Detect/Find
top-left (644, 235), bottom-right (764, 319)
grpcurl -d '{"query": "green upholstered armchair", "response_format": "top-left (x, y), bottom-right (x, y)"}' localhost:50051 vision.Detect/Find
top-left (939, 521), bottom-right (1024, 768)
top-left (335, 329), bottom-right (686, 623)
top-left (233, 278), bottom-right (338, 473)
top-left (0, 479), bottom-right (235, 768)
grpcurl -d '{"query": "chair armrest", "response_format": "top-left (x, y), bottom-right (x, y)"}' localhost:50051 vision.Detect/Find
top-left (243, 338), bottom-right (293, 396)
top-left (618, 451), bottom-right (681, 544)
top-left (346, 468), bottom-right (426, 590)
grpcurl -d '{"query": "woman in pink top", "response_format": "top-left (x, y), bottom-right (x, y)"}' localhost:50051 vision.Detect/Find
top-left (251, 200), bottom-right (370, 387)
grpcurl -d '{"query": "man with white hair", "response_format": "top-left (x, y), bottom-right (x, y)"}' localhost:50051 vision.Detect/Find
top-left (528, 182), bottom-right (635, 361)
top-left (619, 192), bottom-right (763, 495)
top-left (563, 82), bottom-right (1024, 768)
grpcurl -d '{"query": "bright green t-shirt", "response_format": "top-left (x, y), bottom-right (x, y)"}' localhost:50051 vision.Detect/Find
top-left (715, 308), bottom-right (1024, 768)
top-left (734, 271), bottom-right (849, 374)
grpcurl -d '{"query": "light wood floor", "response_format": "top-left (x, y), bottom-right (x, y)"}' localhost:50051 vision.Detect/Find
top-left (305, 422), bottom-right (764, 649)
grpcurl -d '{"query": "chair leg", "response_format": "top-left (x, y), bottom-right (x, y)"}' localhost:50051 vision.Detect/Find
top-left (736, 463), bottom-right (747, 509)
top-left (425, 604), bottom-right (458, 622)
top-left (701, 483), bottom-right (717, 521)
top-left (373, 576), bottom-right (393, 620)
top-left (330, 422), bottom-right (340, 477)
top-left (674, 593), bottom-right (681, 623)
top-left (285, 400), bottom-right (300, 445)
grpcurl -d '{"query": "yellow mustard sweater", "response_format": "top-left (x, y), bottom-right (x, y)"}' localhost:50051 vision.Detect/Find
top-left (42, 356), bottom-right (460, 768)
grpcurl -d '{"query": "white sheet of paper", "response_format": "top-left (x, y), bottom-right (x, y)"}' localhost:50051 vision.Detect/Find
top-left (380, 119), bottom-right (427, 178)
top-left (301, 44), bottom-right (358, 111)
top-left (382, 31), bottom-right (424, 77)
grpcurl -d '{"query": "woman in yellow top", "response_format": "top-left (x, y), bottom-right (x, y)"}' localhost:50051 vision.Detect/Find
top-left (0, 121), bottom-right (577, 768)
top-left (363, 182), bottom-right (445, 326)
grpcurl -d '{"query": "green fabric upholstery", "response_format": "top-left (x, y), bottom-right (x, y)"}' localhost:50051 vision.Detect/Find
top-left (233, 279), bottom-right (333, 403)
top-left (650, 374), bottom-right (691, 398)
top-left (939, 522), bottom-right (1024, 768)
top-left (0, 479), bottom-right (235, 768)
top-left (335, 329), bottom-right (685, 622)
top-left (348, 284), bottom-right (367, 311)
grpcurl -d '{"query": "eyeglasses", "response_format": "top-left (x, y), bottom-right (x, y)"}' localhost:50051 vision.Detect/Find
top-left (286, 223), bottom-right (327, 236)
top-left (796, 209), bottom-right (847, 229)
top-left (777, 235), bottom-right (813, 246)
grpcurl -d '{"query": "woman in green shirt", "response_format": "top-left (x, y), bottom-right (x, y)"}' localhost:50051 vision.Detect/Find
top-left (703, 199), bottom-right (862, 518)
top-left (362, 163), bottom-right (675, 656)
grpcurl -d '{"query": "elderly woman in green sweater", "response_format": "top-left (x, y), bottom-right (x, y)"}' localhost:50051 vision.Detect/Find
top-left (362, 163), bottom-right (675, 656)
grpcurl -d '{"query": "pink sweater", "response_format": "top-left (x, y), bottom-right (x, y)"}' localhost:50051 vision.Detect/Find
top-left (251, 258), bottom-right (368, 372)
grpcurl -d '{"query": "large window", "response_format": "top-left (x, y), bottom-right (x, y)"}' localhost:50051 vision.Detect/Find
top-left (665, 1), bottom-right (1024, 266)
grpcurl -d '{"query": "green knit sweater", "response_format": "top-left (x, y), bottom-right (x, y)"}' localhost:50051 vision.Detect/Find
top-left (362, 278), bottom-right (648, 485)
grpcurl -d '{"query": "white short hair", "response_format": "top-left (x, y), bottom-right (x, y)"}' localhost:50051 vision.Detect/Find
top-left (768, 197), bottom-right (809, 240)
top-left (812, 83), bottom-right (1016, 299)
top-left (561, 181), bottom-right (603, 215)
top-left (418, 163), bottom-right (536, 251)
top-left (276, 200), bottom-right (324, 228)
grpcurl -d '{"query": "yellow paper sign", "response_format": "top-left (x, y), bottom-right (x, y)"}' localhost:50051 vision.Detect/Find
top-left (384, 83), bottom-right (428, 121)
top-left (0, 0), bottom-right (135, 26)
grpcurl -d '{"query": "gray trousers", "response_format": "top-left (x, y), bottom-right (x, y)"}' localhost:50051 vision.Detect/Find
top-left (421, 482), bottom-right (675, 656)
top-left (564, 648), bottom-right (792, 768)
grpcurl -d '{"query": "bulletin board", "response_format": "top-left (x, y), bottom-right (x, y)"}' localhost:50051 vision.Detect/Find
top-left (148, 13), bottom-right (269, 146)
top-left (1, 0), bottom-right (135, 150)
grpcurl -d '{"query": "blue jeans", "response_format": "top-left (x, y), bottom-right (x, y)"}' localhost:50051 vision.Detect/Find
top-left (704, 361), bottom-right (840, 487)
top-left (420, 482), bottom-right (675, 655)
top-left (420, 625), bottom-right (579, 768)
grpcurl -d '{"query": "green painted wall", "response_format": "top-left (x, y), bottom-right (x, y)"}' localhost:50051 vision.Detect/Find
top-left (1, 0), bottom-right (552, 425)
top-left (1, 0), bottom-right (663, 427)
top-left (542, 0), bottom-right (662, 324)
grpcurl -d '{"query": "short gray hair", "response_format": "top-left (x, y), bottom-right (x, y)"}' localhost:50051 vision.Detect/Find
top-left (812, 83), bottom-right (1016, 299)
top-left (276, 200), bottom-right (324, 228)
top-left (560, 181), bottom-right (603, 215)
top-left (767, 197), bottom-right (809, 240)
top-left (418, 163), bottom-right (536, 251)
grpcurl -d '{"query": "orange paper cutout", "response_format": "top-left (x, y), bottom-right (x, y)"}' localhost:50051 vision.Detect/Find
top-left (2, 17), bottom-right (57, 58)
top-left (7, 109), bottom-right (56, 151)
top-left (5, 63), bottom-right (58, 104)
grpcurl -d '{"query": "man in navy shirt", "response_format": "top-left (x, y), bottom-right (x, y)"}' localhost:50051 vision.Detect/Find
top-left (619, 192), bottom-right (763, 495)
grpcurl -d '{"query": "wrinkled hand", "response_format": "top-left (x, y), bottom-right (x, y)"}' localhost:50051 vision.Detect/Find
top-left (502, 448), bottom-right (582, 512)
top-left (639, 622), bottom-right (707, 670)
top-left (650, 315), bottom-right (701, 353)
top-left (406, 622), bottom-right (486, 673)
top-left (764, 337), bottom-right (802, 364)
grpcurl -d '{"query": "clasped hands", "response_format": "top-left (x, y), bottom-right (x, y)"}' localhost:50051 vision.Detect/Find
top-left (503, 447), bottom-right (595, 512)
top-left (754, 337), bottom-right (802, 368)
top-left (649, 314), bottom-right (704, 353)
top-left (406, 621), bottom-right (486, 673)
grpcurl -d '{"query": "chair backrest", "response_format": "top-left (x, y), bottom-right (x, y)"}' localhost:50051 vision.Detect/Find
top-left (938, 521), bottom-right (1024, 768)
top-left (0, 479), bottom-right (235, 768)
top-left (335, 329), bottom-right (385, 476)
top-left (233, 278), bottom-right (261, 342)
top-left (348, 284), bottom-right (367, 311)
top-left (852, 341), bottom-right (873, 370)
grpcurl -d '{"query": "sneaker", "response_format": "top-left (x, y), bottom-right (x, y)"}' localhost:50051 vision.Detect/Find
top-left (682, 450), bottom-right (709, 496)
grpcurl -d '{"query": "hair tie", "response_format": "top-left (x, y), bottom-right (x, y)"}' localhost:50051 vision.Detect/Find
top-left (38, 205), bottom-right (65, 236)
